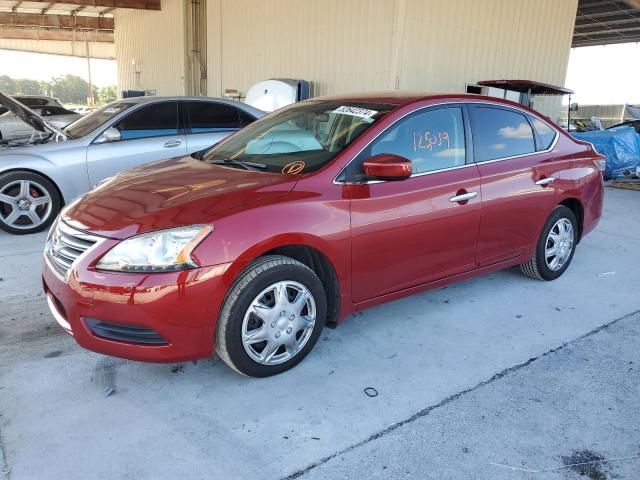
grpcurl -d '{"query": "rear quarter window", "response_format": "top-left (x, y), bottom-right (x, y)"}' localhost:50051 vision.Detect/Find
top-left (470, 106), bottom-right (536, 162)
top-left (530, 117), bottom-right (557, 150)
top-left (186, 101), bottom-right (242, 132)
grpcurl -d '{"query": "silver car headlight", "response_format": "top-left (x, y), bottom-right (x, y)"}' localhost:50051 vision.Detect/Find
top-left (96, 225), bottom-right (212, 272)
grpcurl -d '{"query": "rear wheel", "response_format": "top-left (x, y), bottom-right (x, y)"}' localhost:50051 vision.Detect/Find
top-left (520, 205), bottom-right (578, 281)
top-left (0, 171), bottom-right (61, 235)
top-left (216, 255), bottom-right (327, 377)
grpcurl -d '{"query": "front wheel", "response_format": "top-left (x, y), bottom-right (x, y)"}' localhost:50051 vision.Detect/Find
top-left (0, 171), bottom-right (61, 235)
top-left (520, 205), bottom-right (578, 281)
top-left (216, 255), bottom-right (327, 377)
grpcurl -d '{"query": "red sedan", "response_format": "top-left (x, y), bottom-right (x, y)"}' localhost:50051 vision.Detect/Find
top-left (42, 93), bottom-right (604, 377)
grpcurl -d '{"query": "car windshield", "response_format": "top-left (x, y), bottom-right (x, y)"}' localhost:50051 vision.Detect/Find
top-left (64, 101), bottom-right (134, 139)
top-left (202, 100), bottom-right (394, 174)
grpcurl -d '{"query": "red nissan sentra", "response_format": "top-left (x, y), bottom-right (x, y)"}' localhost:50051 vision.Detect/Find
top-left (42, 93), bottom-right (604, 377)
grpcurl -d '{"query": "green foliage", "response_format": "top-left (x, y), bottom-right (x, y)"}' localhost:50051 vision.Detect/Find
top-left (0, 74), bottom-right (117, 106)
top-left (17, 79), bottom-right (42, 95)
top-left (97, 85), bottom-right (117, 105)
top-left (0, 75), bottom-right (19, 95)
top-left (48, 74), bottom-right (94, 104)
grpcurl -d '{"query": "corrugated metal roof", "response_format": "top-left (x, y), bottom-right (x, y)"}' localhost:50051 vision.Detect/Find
top-left (573, 0), bottom-right (640, 47)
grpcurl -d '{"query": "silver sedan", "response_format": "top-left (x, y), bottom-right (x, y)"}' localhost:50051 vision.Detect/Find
top-left (0, 94), bottom-right (264, 234)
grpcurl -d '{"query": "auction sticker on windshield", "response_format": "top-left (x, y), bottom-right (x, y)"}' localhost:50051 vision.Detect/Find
top-left (332, 106), bottom-right (378, 119)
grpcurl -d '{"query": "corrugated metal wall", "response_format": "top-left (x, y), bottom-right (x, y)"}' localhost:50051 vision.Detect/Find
top-left (114, 0), bottom-right (578, 119)
top-left (204, 0), bottom-right (577, 119)
top-left (115, 0), bottom-right (187, 95)
top-left (207, 0), bottom-right (398, 97)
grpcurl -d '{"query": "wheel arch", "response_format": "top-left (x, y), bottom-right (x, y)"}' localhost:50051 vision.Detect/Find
top-left (559, 197), bottom-right (584, 241)
top-left (223, 236), bottom-right (344, 327)
top-left (0, 167), bottom-right (66, 206)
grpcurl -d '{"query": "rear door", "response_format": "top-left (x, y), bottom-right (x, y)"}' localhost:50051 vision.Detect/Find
top-left (469, 105), bottom-right (559, 266)
top-left (86, 101), bottom-right (186, 184)
top-left (183, 100), bottom-right (245, 154)
top-left (346, 105), bottom-right (482, 302)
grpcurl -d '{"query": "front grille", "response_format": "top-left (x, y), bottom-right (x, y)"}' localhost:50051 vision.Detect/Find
top-left (85, 318), bottom-right (168, 345)
top-left (45, 220), bottom-right (101, 280)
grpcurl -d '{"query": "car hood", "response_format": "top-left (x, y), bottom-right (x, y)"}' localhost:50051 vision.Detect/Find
top-left (63, 156), bottom-right (298, 239)
top-left (0, 92), bottom-right (67, 140)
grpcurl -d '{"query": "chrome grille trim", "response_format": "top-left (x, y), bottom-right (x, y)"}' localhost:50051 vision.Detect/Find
top-left (45, 220), bottom-right (103, 281)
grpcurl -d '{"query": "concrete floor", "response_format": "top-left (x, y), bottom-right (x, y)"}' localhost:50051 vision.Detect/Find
top-left (0, 187), bottom-right (638, 480)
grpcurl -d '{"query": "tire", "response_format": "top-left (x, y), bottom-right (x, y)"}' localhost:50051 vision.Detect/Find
top-left (520, 205), bottom-right (578, 281)
top-left (216, 255), bottom-right (327, 377)
top-left (0, 171), bottom-right (61, 235)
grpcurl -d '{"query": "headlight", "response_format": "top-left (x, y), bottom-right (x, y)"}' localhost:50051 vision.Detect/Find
top-left (96, 225), bottom-right (212, 272)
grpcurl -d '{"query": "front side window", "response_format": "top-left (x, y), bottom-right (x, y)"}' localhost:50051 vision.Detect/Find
top-left (202, 101), bottom-right (394, 174)
top-left (530, 117), bottom-right (557, 150)
top-left (114, 102), bottom-right (179, 140)
top-left (470, 107), bottom-right (536, 162)
top-left (186, 101), bottom-right (241, 133)
top-left (365, 107), bottom-right (467, 175)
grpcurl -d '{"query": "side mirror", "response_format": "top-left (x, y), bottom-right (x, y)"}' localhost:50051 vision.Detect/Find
top-left (362, 154), bottom-right (412, 181)
top-left (570, 102), bottom-right (579, 112)
top-left (95, 127), bottom-right (121, 144)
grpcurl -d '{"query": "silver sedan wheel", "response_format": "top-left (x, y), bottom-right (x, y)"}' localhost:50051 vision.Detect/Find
top-left (241, 280), bottom-right (316, 366)
top-left (545, 218), bottom-right (574, 271)
top-left (0, 179), bottom-right (53, 230)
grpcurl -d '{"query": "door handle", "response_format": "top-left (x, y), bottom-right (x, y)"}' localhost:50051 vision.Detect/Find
top-left (449, 191), bottom-right (478, 203)
top-left (163, 140), bottom-right (182, 148)
top-left (535, 177), bottom-right (555, 186)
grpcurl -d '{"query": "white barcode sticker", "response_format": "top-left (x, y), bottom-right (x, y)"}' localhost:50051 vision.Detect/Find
top-left (333, 106), bottom-right (378, 119)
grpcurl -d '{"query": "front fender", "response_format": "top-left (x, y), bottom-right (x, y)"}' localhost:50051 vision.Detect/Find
top-left (0, 150), bottom-right (89, 203)
top-left (192, 193), bottom-right (352, 309)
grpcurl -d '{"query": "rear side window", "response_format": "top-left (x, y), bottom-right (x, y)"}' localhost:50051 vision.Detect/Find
top-left (186, 101), bottom-right (241, 132)
top-left (530, 117), bottom-right (556, 150)
top-left (470, 107), bottom-right (536, 162)
top-left (367, 107), bottom-right (467, 175)
top-left (238, 109), bottom-right (258, 127)
top-left (115, 102), bottom-right (179, 140)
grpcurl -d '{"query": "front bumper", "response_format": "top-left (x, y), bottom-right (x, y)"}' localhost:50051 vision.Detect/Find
top-left (42, 240), bottom-right (232, 363)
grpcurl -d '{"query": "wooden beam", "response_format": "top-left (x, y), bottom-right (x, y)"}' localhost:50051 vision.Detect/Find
top-left (41, 2), bottom-right (56, 15)
top-left (0, 12), bottom-right (114, 30)
top-left (41, 1), bottom-right (161, 10)
top-left (70, 5), bottom-right (87, 15)
top-left (0, 26), bottom-right (113, 42)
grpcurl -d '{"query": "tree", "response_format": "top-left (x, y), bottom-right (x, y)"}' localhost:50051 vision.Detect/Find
top-left (0, 75), bottom-right (19, 95)
top-left (97, 85), bottom-right (117, 105)
top-left (48, 74), bottom-right (96, 104)
top-left (16, 79), bottom-right (42, 95)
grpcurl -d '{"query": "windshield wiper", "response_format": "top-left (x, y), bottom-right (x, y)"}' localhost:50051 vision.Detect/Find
top-left (207, 158), bottom-right (267, 171)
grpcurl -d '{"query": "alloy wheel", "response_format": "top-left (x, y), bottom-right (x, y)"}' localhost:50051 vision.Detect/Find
top-left (0, 179), bottom-right (53, 230)
top-left (241, 280), bottom-right (316, 366)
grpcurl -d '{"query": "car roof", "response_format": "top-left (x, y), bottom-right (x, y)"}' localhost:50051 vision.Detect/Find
top-left (310, 91), bottom-right (538, 110)
top-left (116, 95), bottom-right (265, 117)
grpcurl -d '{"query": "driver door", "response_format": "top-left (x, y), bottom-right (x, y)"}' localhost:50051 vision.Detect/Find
top-left (346, 106), bottom-right (482, 303)
top-left (86, 101), bottom-right (186, 185)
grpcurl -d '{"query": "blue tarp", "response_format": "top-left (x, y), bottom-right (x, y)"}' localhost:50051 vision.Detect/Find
top-left (572, 126), bottom-right (640, 180)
